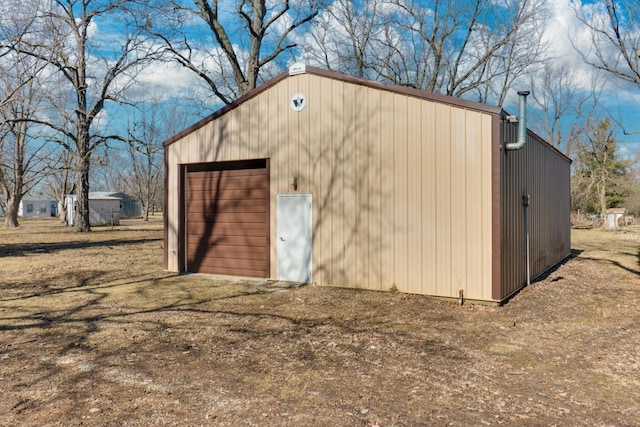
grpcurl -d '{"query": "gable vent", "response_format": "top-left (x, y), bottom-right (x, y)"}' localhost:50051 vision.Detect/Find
top-left (289, 63), bottom-right (306, 76)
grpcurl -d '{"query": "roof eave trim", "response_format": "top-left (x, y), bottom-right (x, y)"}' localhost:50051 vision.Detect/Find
top-left (305, 66), bottom-right (503, 116)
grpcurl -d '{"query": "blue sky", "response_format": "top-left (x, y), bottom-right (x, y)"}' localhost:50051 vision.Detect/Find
top-left (139, 0), bottom-right (640, 157)
top-left (534, 0), bottom-right (640, 157)
top-left (15, 0), bottom-right (640, 160)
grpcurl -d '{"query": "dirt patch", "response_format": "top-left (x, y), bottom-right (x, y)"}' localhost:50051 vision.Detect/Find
top-left (1, 218), bottom-right (639, 426)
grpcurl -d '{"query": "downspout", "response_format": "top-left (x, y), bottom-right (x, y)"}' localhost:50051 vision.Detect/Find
top-left (505, 90), bottom-right (530, 151)
top-left (504, 90), bottom-right (532, 287)
top-left (523, 195), bottom-right (530, 286)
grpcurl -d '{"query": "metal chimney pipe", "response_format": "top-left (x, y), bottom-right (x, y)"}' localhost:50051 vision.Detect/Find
top-left (505, 90), bottom-right (530, 151)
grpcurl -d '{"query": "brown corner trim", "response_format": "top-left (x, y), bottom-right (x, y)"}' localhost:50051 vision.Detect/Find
top-left (491, 115), bottom-right (502, 301)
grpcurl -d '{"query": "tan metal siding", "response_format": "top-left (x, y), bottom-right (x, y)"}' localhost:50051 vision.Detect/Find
top-left (355, 84), bottom-right (370, 289)
top-left (379, 90), bottom-right (395, 290)
top-left (367, 88), bottom-right (383, 290)
top-left (451, 107), bottom-right (467, 297)
top-left (317, 76), bottom-right (333, 286)
top-left (394, 94), bottom-right (408, 291)
top-left (165, 73), bottom-right (497, 300)
top-left (435, 104), bottom-right (452, 296)
top-left (500, 123), bottom-right (571, 300)
top-left (407, 97), bottom-right (422, 294)
top-left (420, 101), bottom-right (437, 295)
top-left (466, 113), bottom-right (480, 293)
top-left (344, 82), bottom-right (357, 286)
top-left (331, 80), bottom-right (346, 285)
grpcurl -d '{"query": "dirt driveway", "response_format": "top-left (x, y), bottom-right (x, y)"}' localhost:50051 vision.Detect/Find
top-left (1, 218), bottom-right (639, 426)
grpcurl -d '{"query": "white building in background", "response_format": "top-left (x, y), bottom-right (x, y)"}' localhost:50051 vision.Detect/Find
top-left (92, 192), bottom-right (142, 218)
top-left (18, 198), bottom-right (57, 218)
top-left (65, 193), bottom-right (121, 226)
top-left (604, 207), bottom-right (627, 230)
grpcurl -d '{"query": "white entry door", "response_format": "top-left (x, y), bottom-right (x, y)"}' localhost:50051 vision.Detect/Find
top-left (277, 194), bottom-right (312, 283)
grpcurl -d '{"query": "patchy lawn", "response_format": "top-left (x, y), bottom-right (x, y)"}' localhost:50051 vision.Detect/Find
top-left (1, 218), bottom-right (639, 426)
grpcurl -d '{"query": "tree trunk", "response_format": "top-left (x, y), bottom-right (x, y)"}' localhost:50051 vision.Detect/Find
top-left (74, 156), bottom-right (91, 232)
top-left (4, 195), bottom-right (19, 227)
top-left (600, 183), bottom-right (607, 227)
top-left (58, 199), bottom-right (67, 224)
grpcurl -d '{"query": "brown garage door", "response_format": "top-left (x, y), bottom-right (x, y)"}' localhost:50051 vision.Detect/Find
top-left (185, 160), bottom-right (269, 277)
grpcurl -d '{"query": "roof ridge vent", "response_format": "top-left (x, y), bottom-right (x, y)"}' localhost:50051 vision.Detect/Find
top-left (289, 63), bottom-right (306, 76)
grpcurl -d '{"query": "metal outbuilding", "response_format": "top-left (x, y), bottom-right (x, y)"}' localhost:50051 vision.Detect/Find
top-left (18, 198), bottom-right (57, 218)
top-left (163, 66), bottom-right (571, 304)
top-left (604, 207), bottom-right (627, 230)
top-left (92, 191), bottom-right (142, 218)
top-left (65, 193), bottom-right (121, 227)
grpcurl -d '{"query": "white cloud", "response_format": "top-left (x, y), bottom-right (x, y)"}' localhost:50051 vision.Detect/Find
top-left (540, 0), bottom-right (640, 92)
top-left (124, 60), bottom-right (210, 102)
top-left (536, 0), bottom-right (599, 90)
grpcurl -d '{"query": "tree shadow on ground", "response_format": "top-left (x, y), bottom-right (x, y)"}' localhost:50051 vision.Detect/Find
top-left (578, 255), bottom-right (640, 277)
top-left (0, 270), bottom-right (177, 303)
top-left (0, 237), bottom-right (163, 258)
top-left (0, 271), bottom-right (468, 418)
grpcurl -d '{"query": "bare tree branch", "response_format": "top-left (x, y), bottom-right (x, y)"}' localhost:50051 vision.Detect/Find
top-left (574, 0), bottom-right (640, 86)
top-left (151, 0), bottom-right (323, 103)
top-left (302, 0), bottom-right (547, 105)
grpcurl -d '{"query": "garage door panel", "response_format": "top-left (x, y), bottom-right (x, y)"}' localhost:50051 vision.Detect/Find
top-left (189, 256), bottom-right (268, 272)
top-left (190, 265), bottom-right (268, 277)
top-left (186, 234), bottom-right (267, 248)
top-left (187, 175), bottom-right (267, 192)
top-left (186, 162), bottom-right (269, 278)
top-left (186, 188), bottom-right (268, 201)
top-left (186, 243), bottom-right (267, 260)
top-left (186, 198), bottom-right (267, 213)
top-left (188, 168), bottom-right (267, 179)
top-left (186, 212), bottom-right (267, 224)
top-left (187, 221), bottom-right (268, 237)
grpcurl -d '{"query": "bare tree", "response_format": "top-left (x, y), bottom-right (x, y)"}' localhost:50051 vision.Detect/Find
top-left (0, 0), bottom-right (48, 227)
top-left (84, 98), bottom-right (189, 220)
top-left (150, 0), bottom-right (323, 105)
top-left (302, 0), bottom-right (387, 79)
top-left (42, 149), bottom-right (75, 224)
top-left (363, 0), bottom-right (548, 103)
top-left (473, 6), bottom-right (550, 105)
top-left (575, 0), bottom-right (640, 88)
top-left (529, 63), bottom-right (605, 157)
top-left (0, 0), bottom-right (40, 60)
top-left (1, 0), bottom-right (160, 232)
top-left (119, 101), bottom-right (165, 220)
top-left (575, 0), bottom-right (640, 136)
top-left (0, 55), bottom-right (51, 227)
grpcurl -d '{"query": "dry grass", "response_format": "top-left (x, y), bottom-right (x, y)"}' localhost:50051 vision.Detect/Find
top-left (1, 219), bottom-right (639, 426)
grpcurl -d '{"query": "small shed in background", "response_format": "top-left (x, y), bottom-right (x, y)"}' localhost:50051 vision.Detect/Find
top-left (18, 198), bottom-right (57, 218)
top-left (604, 207), bottom-right (627, 230)
top-left (92, 192), bottom-right (141, 218)
top-left (163, 65), bottom-right (571, 304)
top-left (65, 193), bottom-right (121, 226)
